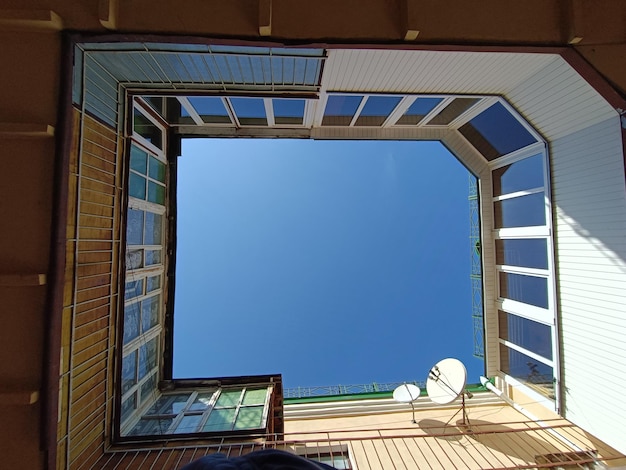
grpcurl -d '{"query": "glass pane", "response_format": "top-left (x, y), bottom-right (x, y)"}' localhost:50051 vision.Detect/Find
top-left (460, 102), bottom-right (537, 160)
top-left (148, 394), bottom-right (190, 415)
top-left (130, 145), bottom-right (148, 174)
top-left (134, 108), bottom-right (163, 150)
top-left (129, 173), bottom-right (146, 200)
top-left (499, 272), bottom-right (549, 309)
top-left (144, 97), bottom-right (165, 117)
top-left (234, 406), bottom-right (264, 430)
top-left (140, 374), bottom-right (158, 403)
top-left (500, 344), bottom-right (554, 399)
top-left (230, 97), bottom-right (267, 126)
top-left (189, 392), bottom-right (216, 411)
top-left (493, 154), bottom-right (544, 196)
top-left (123, 303), bottom-right (140, 344)
top-left (189, 96), bottom-right (231, 124)
top-left (125, 278), bottom-right (144, 300)
top-left (496, 238), bottom-right (548, 269)
top-left (148, 181), bottom-right (165, 205)
top-left (130, 417), bottom-right (174, 436)
top-left (141, 295), bottom-right (160, 332)
top-left (242, 388), bottom-right (267, 405)
top-left (126, 249), bottom-right (143, 270)
top-left (121, 352), bottom-right (137, 394)
top-left (322, 95), bottom-right (363, 126)
top-left (499, 311), bottom-right (552, 360)
top-left (396, 97), bottom-right (443, 125)
top-left (174, 414), bottom-right (203, 434)
top-left (215, 389), bottom-right (242, 407)
top-left (145, 249), bottom-right (161, 266)
top-left (203, 408), bottom-right (236, 432)
top-left (494, 193), bottom-right (546, 228)
top-left (355, 96), bottom-right (402, 126)
top-left (427, 97), bottom-right (479, 125)
top-left (138, 337), bottom-right (158, 380)
top-left (121, 394), bottom-right (136, 423)
top-left (144, 212), bottom-right (163, 246)
top-left (148, 156), bottom-right (166, 183)
top-left (273, 99), bottom-right (305, 125)
top-left (146, 275), bottom-right (161, 293)
top-left (126, 209), bottom-right (144, 245)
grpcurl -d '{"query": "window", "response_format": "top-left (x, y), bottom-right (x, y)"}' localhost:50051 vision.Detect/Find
top-left (395, 97), bottom-right (443, 125)
top-left (126, 386), bottom-right (272, 436)
top-left (120, 101), bottom-right (168, 430)
top-left (426, 97), bottom-right (479, 125)
top-left (322, 95), bottom-right (363, 126)
top-left (354, 95), bottom-right (402, 126)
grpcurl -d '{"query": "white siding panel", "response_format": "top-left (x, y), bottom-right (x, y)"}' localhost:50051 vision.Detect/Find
top-left (507, 58), bottom-right (616, 140)
top-left (550, 116), bottom-right (626, 454)
top-left (322, 50), bottom-right (555, 95)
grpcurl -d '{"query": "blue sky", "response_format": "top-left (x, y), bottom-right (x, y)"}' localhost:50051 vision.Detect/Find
top-left (173, 138), bottom-right (484, 389)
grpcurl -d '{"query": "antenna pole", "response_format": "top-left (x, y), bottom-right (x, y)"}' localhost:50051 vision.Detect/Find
top-left (410, 401), bottom-right (416, 424)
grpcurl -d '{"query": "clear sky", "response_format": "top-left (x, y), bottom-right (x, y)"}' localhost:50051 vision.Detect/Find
top-left (173, 138), bottom-right (484, 389)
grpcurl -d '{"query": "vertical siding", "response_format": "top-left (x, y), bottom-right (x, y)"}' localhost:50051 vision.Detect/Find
top-left (59, 110), bottom-right (121, 469)
top-left (550, 116), bottom-right (626, 454)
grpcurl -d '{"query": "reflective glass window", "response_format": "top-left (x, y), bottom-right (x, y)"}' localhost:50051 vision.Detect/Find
top-left (493, 154), bottom-right (544, 196)
top-left (129, 173), bottom-right (146, 200)
top-left (121, 394), bottom-right (136, 423)
top-left (133, 108), bottom-right (163, 150)
top-left (355, 96), bottom-right (402, 126)
top-left (322, 95), bottom-right (363, 126)
top-left (427, 97), bottom-right (479, 125)
top-left (460, 102), bottom-right (537, 160)
top-left (127, 249), bottom-right (143, 270)
top-left (190, 393), bottom-right (215, 411)
top-left (496, 238), bottom-right (548, 269)
top-left (148, 181), bottom-right (165, 205)
top-left (126, 209), bottom-right (144, 245)
top-left (216, 389), bottom-right (242, 407)
top-left (499, 311), bottom-right (552, 360)
top-left (175, 415), bottom-right (203, 434)
top-left (130, 145), bottom-right (148, 174)
top-left (189, 97), bottom-right (231, 124)
top-left (138, 337), bottom-right (158, 379)
top-left (499, 272), bottom-right (548, 308)
top-left (140, 374), bottom-right (157, 403)
top-left (125, 278), bottom-right (144, 300)
top-left (396, 97), bottom-right (443, 125)
top-left (141, 295), bottom-right (160, 332)
top-left (121, 352), bottom-right (137, 394)
top-left (500, 344), bottom-right (554, 398)
top-left (148, 156), bottom-right (166, 183)
top-left (145, 249), bottom-right (161, 266)
top-left (146, 275), bottom-right (161, 293)
top-left (273, 99), bottom-right (305, 125)
top-left (230, 98), bottom-right (267, 126)
top-left (144, 212), bottom-right (162, 245)
top-left (494, 193), bottom-right (546, 228)
top-left (203, 408), bottom-right (235, 432)
top-left (130, 417), bottom-right (174, 436)
top-left (234, 406), bottom-right (264, 430)
top-left (148, 394), bottom-right (190, 415)
top-left (242, 388), bottom-right (267, 405)
top-left (123, 304), bottom-right (140, 344)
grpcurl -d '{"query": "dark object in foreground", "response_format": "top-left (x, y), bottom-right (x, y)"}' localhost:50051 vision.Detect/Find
top-left (181, 449), bottom-right (338, 470)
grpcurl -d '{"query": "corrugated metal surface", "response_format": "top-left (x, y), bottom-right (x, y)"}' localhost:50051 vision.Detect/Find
top-left (550, 116), bottom-right (626, 454)
top-left (321, 50), bottom-right (555, 95)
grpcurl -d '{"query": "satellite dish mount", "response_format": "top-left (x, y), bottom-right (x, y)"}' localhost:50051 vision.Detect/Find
top-left (426, 358), bottom-right (472, 427)
top-left (392, 383), bottom-right (421, 424)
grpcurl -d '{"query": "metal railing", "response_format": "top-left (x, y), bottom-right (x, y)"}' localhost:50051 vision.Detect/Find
top-left (284, 381), bottom-right (425, 399)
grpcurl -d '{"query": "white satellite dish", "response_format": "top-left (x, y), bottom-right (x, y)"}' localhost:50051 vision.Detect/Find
top-left (392, 383), bottom-right (421, 424)
top-left (393, 383), bottom-right (421, 403)
top-left (426, 358), bottom-right (467, 405)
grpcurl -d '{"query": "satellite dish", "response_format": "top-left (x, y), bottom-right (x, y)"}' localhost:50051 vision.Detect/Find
top-left (426, 358), bottom-right (467, 405)
top-left (393, 383), bottom-right (421, 404)
top-left (392, 383), bottom-right (421, 424)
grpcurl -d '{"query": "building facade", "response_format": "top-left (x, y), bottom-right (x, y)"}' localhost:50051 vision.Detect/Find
top-left (1, 1), bottom-right (626, 468)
